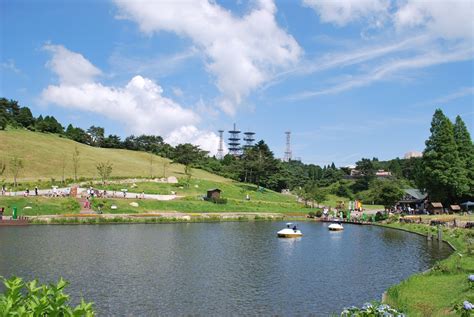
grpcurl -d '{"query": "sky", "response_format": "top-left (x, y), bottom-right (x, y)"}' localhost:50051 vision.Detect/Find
top-left (1, 0), bottom-right (473, 166)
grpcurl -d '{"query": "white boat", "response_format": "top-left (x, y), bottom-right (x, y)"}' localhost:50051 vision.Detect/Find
top-left (328, 223), bottom-right (344, 231)
top-left (277, 223), bottom-right (303, 238)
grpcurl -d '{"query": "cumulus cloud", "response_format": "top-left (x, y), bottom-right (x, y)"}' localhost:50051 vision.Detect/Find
top-left (41, 44), bottom-right (221, 155)
top-left (304, 0), bottom-right (473, 40)
top-left (43, 44), bottom-right (102, 85)
top-left (165, 125), bottom-right (225, 155)
top-left (302, 0), bottom-right (390, 26)
top-left (394, 1), bottom-right (474, 40)
top-left (113, 0), bottom-right (301, 115)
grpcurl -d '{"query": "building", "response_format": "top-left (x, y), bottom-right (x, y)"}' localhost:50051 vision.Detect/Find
top-left (397, 188), bottom-right (427, 211)
top-left (404, 151), bottom-right (423, 159)
top-left (375, 169), bottom-right (392, 177)
top-left (206, 188), bottom-right (221, 200)
top-left (428, 202), bottom-right (444, 215)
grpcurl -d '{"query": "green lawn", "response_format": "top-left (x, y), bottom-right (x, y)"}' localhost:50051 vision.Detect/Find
top-left (0, 129), bottom-right (228, 183)
top-left (0, 197), bottom-right (80, 216)
top-left (383, 222), bottom-right (474, 316)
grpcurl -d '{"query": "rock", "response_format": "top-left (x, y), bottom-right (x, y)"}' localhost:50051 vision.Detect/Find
top-left (24, 206), bottom-right (32, 209)
top-left (167, 176), bottom-right (178, 184)
top-left (129, 202), bottom-right (139, 207)
top-left (194, 185), bottom-right (199, 188)
top-left (111, 205), bottom-right (118, 210)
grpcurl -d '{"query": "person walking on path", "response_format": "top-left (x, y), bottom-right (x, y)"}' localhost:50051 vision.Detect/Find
top-left (35, 186), bottom-right (38, 196)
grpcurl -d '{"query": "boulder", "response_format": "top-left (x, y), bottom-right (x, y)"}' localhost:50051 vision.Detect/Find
top-left (167, 176), bottom-right (178, 184)
top-left (129, 202), bottom-right (139, 207)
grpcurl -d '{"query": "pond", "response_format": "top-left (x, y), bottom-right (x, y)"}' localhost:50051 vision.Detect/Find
top-left (0, 222), bottom-right (452, 315)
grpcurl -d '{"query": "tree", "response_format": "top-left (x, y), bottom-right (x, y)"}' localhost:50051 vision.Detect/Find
top-left (149, 153), bottom-right (154, 178)
top-left (87, 126), bottom-right (105, 147)
top-left (72, 147), bottom-right (80, 182)
top-left (10, 156), bottom-right (24, 187)
top-left (352, 158), bottom-right (376, 192)
top-left (312, 186), bottom-right (328, 207)
top-left (60, 154), bottom-right (67, 184)
top-left (453, 115), bottom-right (474, 198)
top-left (0, 159), bottom-right (5, 176)
top-left (96, 161), bottom-right (113, 184)
top-left (370, 180), bottom-right (404, 210)
top-left (16, 107), bottom-right (35, 128)
top-left (162, 161), bottom-right (169, 178)
top-left (421, 109), bottom-right (469, 204)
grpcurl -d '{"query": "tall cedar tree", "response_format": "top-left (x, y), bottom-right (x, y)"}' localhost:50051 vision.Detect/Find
top-left (453, 115), bottom-right (474, 198)
top-left (421, 109), bottom-right (469, 204)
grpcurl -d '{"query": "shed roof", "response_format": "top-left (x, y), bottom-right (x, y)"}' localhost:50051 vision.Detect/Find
top-left (207, 188), bottom-right (221, 192)
top-left (404, 188), bottom-right (427, 200)
top-left (450, 205), bottom-right (461, 210)
top-left (430, 202), bottom-right (443, 208)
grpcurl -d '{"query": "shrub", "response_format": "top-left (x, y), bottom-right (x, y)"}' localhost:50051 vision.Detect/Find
top-left (341, 302), bottom-right (405, 317)
top-left (0, 276), bottom-right (94, 316)
top-left (308, 211), bottom-right (315, 218)
top-left (315, 210), bottom-right (323, 218)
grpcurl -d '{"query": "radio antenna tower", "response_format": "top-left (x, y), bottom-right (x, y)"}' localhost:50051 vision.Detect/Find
top-left (243, 131), bottom-right (255, 150)
top-left (228, 123), bottom-right (241, 156)
top-left (284, 131), bottom-right (292, 162)
top-left (217, 130), bottom-right (224, 160)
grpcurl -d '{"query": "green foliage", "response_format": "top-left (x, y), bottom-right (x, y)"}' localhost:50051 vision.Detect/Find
top-left (340, 302), bottom-right (404, 316)
top-left (96, 161), bottom-right (113, 184)
top-left (453, 115), bottom-right (474, 199)
top-left (0, 276), bottom-right (94, 316)
top-left (421, 109), bottom-right (469, 204)
top-left (370, 180), bottom-right (404, 209)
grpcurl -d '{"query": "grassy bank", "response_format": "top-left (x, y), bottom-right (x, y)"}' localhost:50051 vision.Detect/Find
top-left (0, 197), bottom-right (80, 215)
top-left (382, 222), bottom-right (474, 316)
top-left (29, 214), bottom-right (289, 225)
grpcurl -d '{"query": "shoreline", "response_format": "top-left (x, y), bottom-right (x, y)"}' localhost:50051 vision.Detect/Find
top-left (3, 215), bottom-right (470, 315)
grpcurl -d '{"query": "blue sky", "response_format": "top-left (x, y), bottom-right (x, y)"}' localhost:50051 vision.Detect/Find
top-left (1, 0), bottom-right (473, 166)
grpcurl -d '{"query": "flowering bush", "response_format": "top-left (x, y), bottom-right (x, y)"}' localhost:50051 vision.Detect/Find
top-left (341, 302), bottom-right (405, 316)
top-left (453, 301), bottom-right (473, 317)
top-left (469, 274), bottom-right (474, 288)
top-left (0, 276), bottom-right (94, 316)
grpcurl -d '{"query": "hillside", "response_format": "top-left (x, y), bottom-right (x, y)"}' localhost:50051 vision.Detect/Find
top-left (0, 129), bottom-right (228, 183)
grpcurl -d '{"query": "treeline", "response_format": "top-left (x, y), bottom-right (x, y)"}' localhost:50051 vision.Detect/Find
top-left (0, 98), bottom-right (174, 157)
top-left (2, 98), bottom-right (472, 205)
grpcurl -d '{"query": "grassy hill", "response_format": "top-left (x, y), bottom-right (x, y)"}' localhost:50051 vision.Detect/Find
top-left (0, 129), bottom-right (383, 215)
top-left (0, 129), bottom-right (228, 182)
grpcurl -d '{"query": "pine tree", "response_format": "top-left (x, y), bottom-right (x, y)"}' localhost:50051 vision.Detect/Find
top-left (421, 109), bottom-right (468, 204)
top-left (453, 115), bottom-right (474, 198)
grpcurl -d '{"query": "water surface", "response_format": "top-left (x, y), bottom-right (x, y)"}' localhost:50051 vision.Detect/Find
top-left (0, 222), bottom-right (451, 315)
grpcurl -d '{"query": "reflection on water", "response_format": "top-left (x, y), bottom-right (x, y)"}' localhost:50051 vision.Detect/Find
top-left (0, 222), bottom-right (451, 316)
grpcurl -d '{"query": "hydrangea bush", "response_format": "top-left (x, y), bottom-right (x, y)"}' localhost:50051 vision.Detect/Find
top-left (341, 302), bottom-right (405, 317)
top-left (0, 276), bottom-right (94, 316)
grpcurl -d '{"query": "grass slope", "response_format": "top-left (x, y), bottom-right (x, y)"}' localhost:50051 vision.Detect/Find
top-left (383, 222), bottom-right (474, 316)
top-left (0, 129), bottom-right (228, 182)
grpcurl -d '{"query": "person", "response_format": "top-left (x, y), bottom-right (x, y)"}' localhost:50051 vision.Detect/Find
top-left (293, 225), bottom-right (297, 231)
top-left (35, 186), bottom-right (38, 196)
top-left (1, 185), bottom-right (5, 196)
top-left (0, 207), bottom-right (4, 220)
top-left (287, 224), bottom-right (290, 228)
top-left (246, 194), bottom-right (250, 201)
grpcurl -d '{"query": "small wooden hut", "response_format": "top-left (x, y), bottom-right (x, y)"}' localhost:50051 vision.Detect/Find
top-left (428, 202), bottom-right (444, 215)
top-left (206, 188), bottom-right (221, 200)
top-left (450, 205), bottom-right (461, 213)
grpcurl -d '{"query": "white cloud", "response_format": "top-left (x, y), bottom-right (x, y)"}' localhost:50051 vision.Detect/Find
top-left (43, 44), bottom-right (102, 85)
top-left (1, 59), bottom-right (21, 74)
top-left (287, 45), bottom-right (473, 100)
top-left (394, 1), bottom-right (474, 40)
top-left (165, 125), bottom-right (225, 155)
top-left (41, 44), bottom-right (220, 154)
top-left (113, 0), bottom-right (301, 115)
top-left (303, 0), bottom-right (390, 26)
top-left (304, 0), bottom-right (473, 41)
